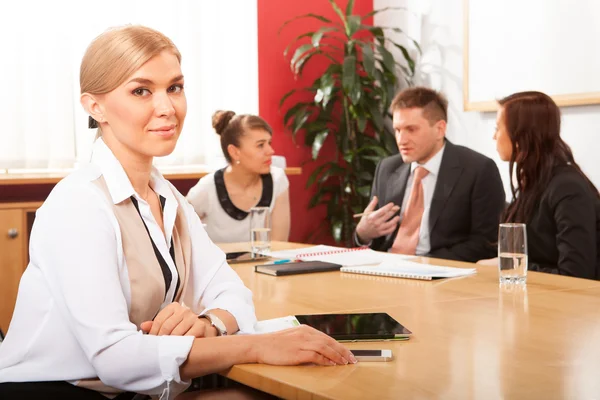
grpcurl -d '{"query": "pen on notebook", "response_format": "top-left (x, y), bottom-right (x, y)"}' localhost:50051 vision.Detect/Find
top-left (271, 259), bottom-right (302, 264)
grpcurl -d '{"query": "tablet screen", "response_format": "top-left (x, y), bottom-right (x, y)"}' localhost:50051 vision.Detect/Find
top-left (295, 312), bottom-right (411, 340)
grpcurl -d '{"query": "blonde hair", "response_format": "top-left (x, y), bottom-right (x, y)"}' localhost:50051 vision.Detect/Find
top-left (80, 25), bottom-right (182, 138)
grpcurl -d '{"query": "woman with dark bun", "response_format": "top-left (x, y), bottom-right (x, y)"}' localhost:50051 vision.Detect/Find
top-left (187, 111), bottom-right (290, 243)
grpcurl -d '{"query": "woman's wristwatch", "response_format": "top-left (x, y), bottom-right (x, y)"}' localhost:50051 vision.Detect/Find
top-left (199, 313), bottom-right (227, 336)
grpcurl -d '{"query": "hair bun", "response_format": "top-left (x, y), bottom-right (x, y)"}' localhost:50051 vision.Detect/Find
top-left (212, 110), bottom-right (236, 135)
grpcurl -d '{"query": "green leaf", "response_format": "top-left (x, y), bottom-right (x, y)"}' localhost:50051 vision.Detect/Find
top-left (386, 75), bottom-right (396, 102)
top-left (308, 186), bottom-right (336, 209)
top-left (361, 42), bottom-right (375, 77)
top-left (383, 27), bottom-right (404, 35)
top-left (283, 102), bottom-right (312, 127)
top-left (357, 116), bottom-right (367, 132)
top-left (357, 145), bottom-right (388, 157)
top-left (356, 185), bottom-right (371, 197)
top-left (363, 26), bottom-right (385, 46)
top-left (391, 43), bottom-right (415, 74)
top-left (308, 194), bottom-right (321, 209)
top-left (319, 164), bottom-right (346, 183)
top-left (345, 0), bottom-right (355, 16)
top-left (363, 155), bottom-right (384, 163)
top-left (376, 44), bottom-right (395, 73)
top-left (328, 0), bottom-right (347, 27)
top-left (412, 39), bottom-right (422, 55)
top-left (292, 112), bottom-right (310, 135)
top-left (290, 43), bottom-right (314, 73)
top-left (362, 6), bottom-right (407, 20)
top-left (306, 163), bottom-right (330, 188)
top-left (317, 71), bottom-right (336, 107)
top-left (314, 89), bottom-right (324, 103)
top-left (347, 16), bottom-right (361, 37)
top-left (366, 101), bottom-right (384, 132)
top-left (343, 151), bottom-right (354, 164)
top-left (304, 120), bottom-right (329, 146)
top-left (312, 27), bottom-right (339, 48)
top-left (396, 62), bottom-right (411, 77)
top-left (279, 13), bottom-right (333, 35)
top-left (312, 131), bottom-right (329, 160)
top-left (283, 32), bottom-right (314, 57)
top-left (342, 55), bottom-right (357, 93)
top-left (350, 85), bottom-right (362, 105)
top-left (279, 89), bottom-right (297, 108)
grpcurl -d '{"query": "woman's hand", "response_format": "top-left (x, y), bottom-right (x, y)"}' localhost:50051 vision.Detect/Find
top-left (476, 257), bottom-right (498, 266)
top-left (140, 302), bottom-right (217, 338)
top-left (252, 325), bottom-right (357, 366)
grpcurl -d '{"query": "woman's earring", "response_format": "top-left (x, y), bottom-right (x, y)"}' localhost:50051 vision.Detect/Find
top-left (236, 160), bottom-right (241, 165)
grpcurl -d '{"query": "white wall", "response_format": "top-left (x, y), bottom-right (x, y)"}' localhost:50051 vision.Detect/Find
top-left (375, 0), bottom-right (600, 199)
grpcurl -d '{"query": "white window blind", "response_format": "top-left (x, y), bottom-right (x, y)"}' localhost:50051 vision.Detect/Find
top-left (0, 0), bottom-right (258, 172)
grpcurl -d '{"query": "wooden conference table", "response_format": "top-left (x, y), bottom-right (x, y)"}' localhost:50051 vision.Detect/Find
top-left (217, 241), bottom-right (600, 399)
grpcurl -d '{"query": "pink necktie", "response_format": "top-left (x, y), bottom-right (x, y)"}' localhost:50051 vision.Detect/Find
top-left (391, 166), bottom-right (429, 255)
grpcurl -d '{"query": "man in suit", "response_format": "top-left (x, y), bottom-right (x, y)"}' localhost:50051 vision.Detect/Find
top-left (355, 87), bottom-right (505, 262)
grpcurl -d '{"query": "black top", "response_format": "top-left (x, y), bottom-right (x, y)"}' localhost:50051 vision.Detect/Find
top-left (130, 195), bottom-right (180, 301)
top-left (213, 168), bottom-right (273, 220)
top-left (525, 164), bottom-right (600, 280)
top-left (362, 140), bottom-right (506, 262)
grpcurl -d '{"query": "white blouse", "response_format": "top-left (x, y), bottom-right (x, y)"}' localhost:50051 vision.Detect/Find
top-left (186, 166), bottom-right (289, 243)
top-left (0, 139), bottom-right (256, 398)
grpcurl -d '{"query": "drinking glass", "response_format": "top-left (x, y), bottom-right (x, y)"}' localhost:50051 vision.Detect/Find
top-left (250, 207), bottom-right (271, 256)
top-left (498, 223), bottom-right (528, 284)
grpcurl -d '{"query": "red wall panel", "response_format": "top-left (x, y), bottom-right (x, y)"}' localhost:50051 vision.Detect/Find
top-left (257, 0), bottom-right (374, 243)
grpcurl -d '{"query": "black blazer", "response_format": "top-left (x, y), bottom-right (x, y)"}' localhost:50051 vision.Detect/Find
top-left (526, 165), bottom-right (600, 280)
top-left (365, 140), bottom-right (506, 262)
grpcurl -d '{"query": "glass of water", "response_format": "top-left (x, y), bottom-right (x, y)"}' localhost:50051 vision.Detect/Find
top-left (498, 223), bottom-right (528, 284)
top-left (250, 206), bottom-right (271, 256)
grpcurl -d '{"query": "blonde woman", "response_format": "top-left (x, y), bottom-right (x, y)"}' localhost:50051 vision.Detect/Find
top-left (187, 111), bottom-right (291, 243)
top-left (0, 26), bottom-right (355, 399)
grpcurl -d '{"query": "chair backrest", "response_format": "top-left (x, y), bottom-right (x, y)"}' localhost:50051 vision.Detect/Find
top-left (272, 155), bottom-right (287, 169)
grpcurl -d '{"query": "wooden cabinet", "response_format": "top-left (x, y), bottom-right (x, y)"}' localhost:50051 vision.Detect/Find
top-left (0, 202), bottom-right (42, 333)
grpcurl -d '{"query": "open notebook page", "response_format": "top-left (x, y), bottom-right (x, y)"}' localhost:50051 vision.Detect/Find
top-left (341, 260), bottom-right (476, 280)
top-left (263, 245), bottom-right (413, 267)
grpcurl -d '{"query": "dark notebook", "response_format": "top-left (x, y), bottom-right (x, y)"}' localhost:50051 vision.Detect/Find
top-left (254, 261), bottom-right (342, 276)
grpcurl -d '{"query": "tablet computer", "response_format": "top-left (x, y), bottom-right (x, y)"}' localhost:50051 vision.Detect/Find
top-left (295, 312), bottom-right (411, 341)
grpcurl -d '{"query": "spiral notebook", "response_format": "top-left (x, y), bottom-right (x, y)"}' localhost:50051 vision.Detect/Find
top-left (341, 260), bottom-right (476, 281)
top-left (265, 245), bottom-right (391, 267)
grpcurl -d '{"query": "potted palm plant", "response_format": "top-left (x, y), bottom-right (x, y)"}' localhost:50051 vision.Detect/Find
top-left (281, 0), bottom-right (420, 245)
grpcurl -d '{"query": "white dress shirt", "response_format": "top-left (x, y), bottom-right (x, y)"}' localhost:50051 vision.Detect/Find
top-left (186, 167), bottom-right (289, 243)
top-left (0, 139), bottom-right (256, 398)
top-left (399, 144), bottom-right (446, 255)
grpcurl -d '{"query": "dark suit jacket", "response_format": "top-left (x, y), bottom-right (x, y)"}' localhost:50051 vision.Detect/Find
top-left (364, 140), bottom-right (505, 262)
top-left (526, 165), bottom-right (600, 280)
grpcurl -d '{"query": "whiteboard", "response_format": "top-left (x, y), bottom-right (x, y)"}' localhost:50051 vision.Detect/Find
top-left (464, 0), bottom-right (600, 111)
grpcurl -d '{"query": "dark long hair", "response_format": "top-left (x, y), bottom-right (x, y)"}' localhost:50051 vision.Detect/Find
top-left (499, 91), bottom-right (598, 223)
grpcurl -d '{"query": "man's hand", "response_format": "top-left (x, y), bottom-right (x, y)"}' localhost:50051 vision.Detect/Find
top-left (355, 196), bottom-right (400, 243)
